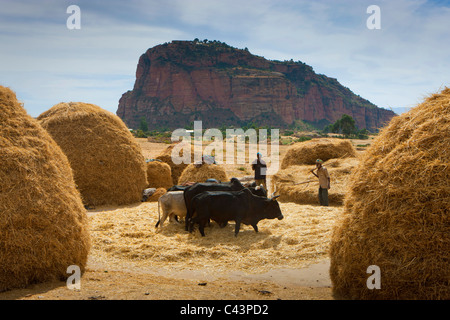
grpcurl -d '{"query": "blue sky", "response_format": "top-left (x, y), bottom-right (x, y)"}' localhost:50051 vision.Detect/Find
top-left (1, 0), bottom-right (449, 118)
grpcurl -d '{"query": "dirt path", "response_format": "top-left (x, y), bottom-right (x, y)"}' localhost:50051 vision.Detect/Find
top-left (0, 259), bottom-right (333, 300)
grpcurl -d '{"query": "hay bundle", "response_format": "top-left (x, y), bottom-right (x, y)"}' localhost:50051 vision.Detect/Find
top-left (178, 164), bottom-right (228, 185)
top-left (38, 102), bottom-right (147, 206)
top-left (156, 143), bottom-right (196, 185)
top-left (281, 138), bottom-right (356, 169)
top-left (329, 88), bottom-right (450, 300)
top-left (146, 160), bottom-right (172, 189)
top-left (0, 86), bottom-right (90, 292)
top-left (272, 158), bottom-right (359, 205)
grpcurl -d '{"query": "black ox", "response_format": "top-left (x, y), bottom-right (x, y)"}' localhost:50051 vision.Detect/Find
top-left (188, 188), bottom-right (283, 237)
top-left (183, 178), bottom-right (267, 231)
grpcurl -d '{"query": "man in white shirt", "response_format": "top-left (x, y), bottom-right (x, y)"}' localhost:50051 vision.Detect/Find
top-left (311, 159), bottom-right (331, 206)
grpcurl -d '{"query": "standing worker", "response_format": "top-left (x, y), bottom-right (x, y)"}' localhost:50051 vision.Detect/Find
top-left (252, 152), bottom-right (267, 190)
top-left (311, 159), bottom-right (331, 206)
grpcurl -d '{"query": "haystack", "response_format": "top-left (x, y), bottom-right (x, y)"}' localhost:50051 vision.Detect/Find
top-left (329, 87), bottom-right (450, 300)
top-left (38, 102), bottom-right (147, 206)
top-left (156, 143), bottom-right (197, 185)
top-left (0, 86), bottom-right (90, 292)
top-left (146, 160), bottom-right (172, 190)
top-left (272, 158), bottom-right (359, 206)
top-left (281, 138), bottom-right (356, 169)
top-left (178, 163), bottom-right (228, 185)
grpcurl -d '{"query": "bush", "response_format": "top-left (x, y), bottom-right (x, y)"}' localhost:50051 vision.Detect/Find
top-left (294, 136), bottom-right (312, 143)
top-left (357, 129), bottom-right (369, 139)
top-left (134, 129), bottom-right (147, 138)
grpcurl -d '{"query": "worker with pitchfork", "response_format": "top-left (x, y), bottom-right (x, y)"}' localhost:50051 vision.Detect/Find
top-left (311, 159), bottom-right (331, 206)
top-left (252, 152), bottom-right (267, 190)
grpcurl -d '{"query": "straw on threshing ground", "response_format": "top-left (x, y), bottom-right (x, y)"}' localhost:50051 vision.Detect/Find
top-left (0, 86), bottom-right (90, 292)
top-left (146, 160), bottom-right (172, 190)
top-left (281, 138), bottom-right (356, 169)
top-left (329, 87), bottom-right (450, 300)
top-left (88, 201), bottom-right (341, 274)
top-left (178, 163), bottom-right (229, 185)
top-left (38, 102), bottom-right (148, 206)
top-left (271, 158), bottom-right (359, 206)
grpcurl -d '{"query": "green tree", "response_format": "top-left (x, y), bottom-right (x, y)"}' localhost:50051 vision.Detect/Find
top-left (339, 114), bottom-right (357, 137)
top-left (139, 116), bottom-right (149, 133)
top-left (324, 114), bottom-right (358, 137)
top-left (330, 120), bottom-right (341, 134)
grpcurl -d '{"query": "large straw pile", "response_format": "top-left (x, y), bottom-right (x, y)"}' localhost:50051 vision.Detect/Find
top-left (178, 163), bottom-right (229, 185)
top-left (329, 88), bottom-right (450, 300)
top-left (146, 160), bottom-right (172, 189)
top-left (38, 102), bottom-right (148, 206)
top-left (0, 86), bottom-right (90, 292)
top-left (272, 158), bottom-right (359, 206)
top-left (281, 138), bottom-right (356, 169)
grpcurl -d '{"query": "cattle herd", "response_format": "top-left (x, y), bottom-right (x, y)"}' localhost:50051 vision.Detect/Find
top-left (153, 178), bottom-right (283, 237)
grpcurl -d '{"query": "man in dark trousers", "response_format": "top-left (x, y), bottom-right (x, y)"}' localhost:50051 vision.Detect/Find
top-left (252, 152), bottom-right (267, 190)
top-left (311, 159), bottom-right (331, 206)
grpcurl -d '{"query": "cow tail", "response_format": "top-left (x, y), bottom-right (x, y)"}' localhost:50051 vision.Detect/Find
top-left (184, 192), bottom-right (190, 231)
top-left (155, 198), bottom-right (161, 228)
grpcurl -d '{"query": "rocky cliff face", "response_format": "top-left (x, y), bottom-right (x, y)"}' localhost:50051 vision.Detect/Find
top-left (117, 40), bottom-right (395, 131)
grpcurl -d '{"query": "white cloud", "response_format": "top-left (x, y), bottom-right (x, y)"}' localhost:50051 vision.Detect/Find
top-left (0, 0), bottom-right (449, 118)
top-left (0, 1), bottom-right (189, 116)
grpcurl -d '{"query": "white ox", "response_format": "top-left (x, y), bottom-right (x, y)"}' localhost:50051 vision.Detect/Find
top-left (155, 191), bottom-right (187, 228)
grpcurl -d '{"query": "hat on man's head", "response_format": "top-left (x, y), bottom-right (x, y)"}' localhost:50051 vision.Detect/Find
top-left (316, 159), bottom-right (324, 164)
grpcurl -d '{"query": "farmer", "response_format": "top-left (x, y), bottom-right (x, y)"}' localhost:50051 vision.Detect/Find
top-left (311, 159), bottom-right (331, 206)
top-left (251, 152), bottom-right (267, 190)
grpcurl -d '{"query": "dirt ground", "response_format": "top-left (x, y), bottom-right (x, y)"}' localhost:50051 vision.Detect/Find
top-left (0, 138), bottom-right (359, 301)
top-left (0, 261), bottom-right (333, 300)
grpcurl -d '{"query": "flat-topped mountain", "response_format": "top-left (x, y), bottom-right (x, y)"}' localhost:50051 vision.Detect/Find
top-left (117, 40), bottom-right (395, 130)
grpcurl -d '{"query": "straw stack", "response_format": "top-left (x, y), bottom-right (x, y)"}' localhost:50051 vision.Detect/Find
top-left (156, 143), bottom-right (196, 185)
top-left (38, 102), bottom-right (148, 206)
top-left (0, 86), bottom-right (90, 292)
top-left (329, 88), bottom-right (450, 299)
top-left (178, 164), bottom-right (229, 185)
top-left (281, 138), bottom-right (356, 169)
top-left (146, 160), bottom-right (172, 189)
